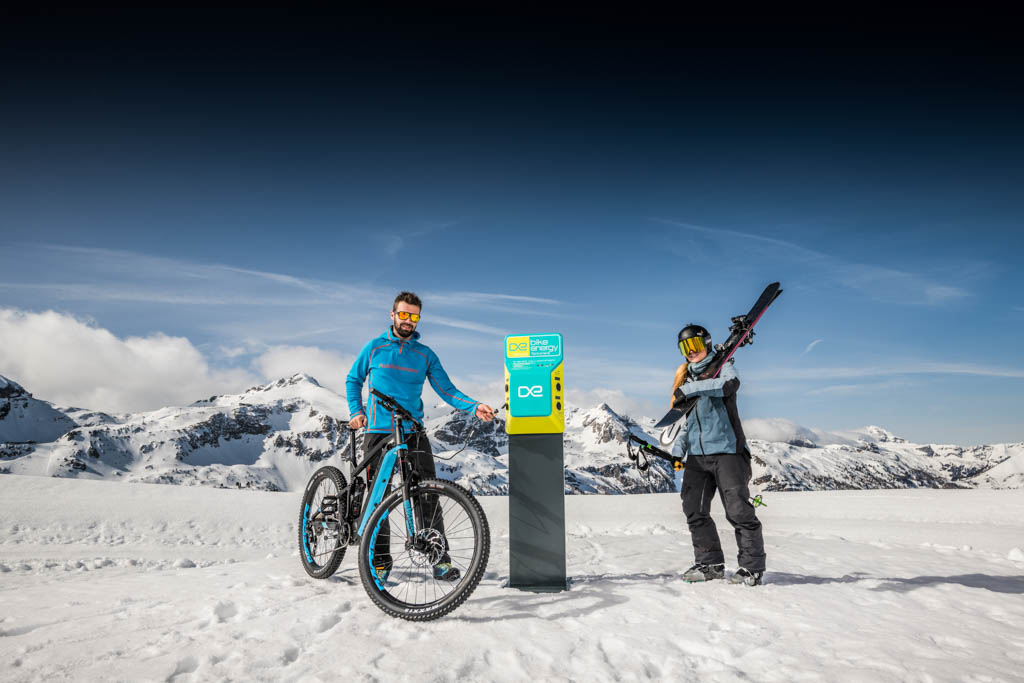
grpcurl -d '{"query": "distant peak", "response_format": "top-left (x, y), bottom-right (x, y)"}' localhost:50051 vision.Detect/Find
top-left (0, 375), bottom-right (27, 397)
top-left (862, 425), bottom-right (905, 443)
top-left (579, 402), bottom-right (633, 431)
top-left (248, 373), bottom-right (322, 393)
top-left (592, 403), bottom-right (625, 421)
top-left (286, 372), bottom-right (321, 387)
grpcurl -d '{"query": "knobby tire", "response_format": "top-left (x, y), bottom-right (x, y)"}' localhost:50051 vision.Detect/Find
top-left (358, 479), bottom-right (489, 621)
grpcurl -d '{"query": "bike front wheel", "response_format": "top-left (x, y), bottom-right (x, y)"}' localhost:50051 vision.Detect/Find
top-left (358, 479), bottom-right (490, 621)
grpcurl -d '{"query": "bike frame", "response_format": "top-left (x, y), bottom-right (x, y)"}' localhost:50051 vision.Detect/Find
top-left (328, 391), bottom-right (424, 545)
top-left (354, 419), bottom-right (417, 539)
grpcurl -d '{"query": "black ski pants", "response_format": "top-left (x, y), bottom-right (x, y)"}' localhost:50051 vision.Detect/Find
top-left (363, 431), bottom-right (447, 566)
top-left (681, 453), bottom-right (766, 572)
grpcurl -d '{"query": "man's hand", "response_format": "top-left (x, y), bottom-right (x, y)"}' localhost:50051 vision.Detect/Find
top-left (475, 404), bottom-right (496, 422)
top-left (349, 415), bottom-right (367, 429)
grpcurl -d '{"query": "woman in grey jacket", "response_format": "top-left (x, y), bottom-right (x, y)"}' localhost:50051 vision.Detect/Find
top-left (674, 324), bottom-right (766, 586)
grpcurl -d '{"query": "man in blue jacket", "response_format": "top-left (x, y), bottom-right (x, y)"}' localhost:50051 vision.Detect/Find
top-left (347, 291), bottom-right (495, 582)
top-left (674, 324), bottom-right (766, 586)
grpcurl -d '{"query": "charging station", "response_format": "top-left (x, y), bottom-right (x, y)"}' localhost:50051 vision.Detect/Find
top-left (504, 333), bottom-right (567, 592)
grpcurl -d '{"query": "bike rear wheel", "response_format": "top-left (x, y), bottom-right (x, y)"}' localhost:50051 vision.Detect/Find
top-left (298, 466), bottom-right (347, 579)
top-left (358, 479), bottom-right (489, 620)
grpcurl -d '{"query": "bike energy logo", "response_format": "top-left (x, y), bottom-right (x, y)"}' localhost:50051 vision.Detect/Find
top-left (517, 385), bottom-right (544, 398)
top-left (506, 334), bottom-right (560, 359)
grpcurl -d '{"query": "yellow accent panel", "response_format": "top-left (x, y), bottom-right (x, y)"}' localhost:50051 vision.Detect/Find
top-left (506, 335), bottom-right (530, 358)
top-left (506, 361), bottom-right (564, 435)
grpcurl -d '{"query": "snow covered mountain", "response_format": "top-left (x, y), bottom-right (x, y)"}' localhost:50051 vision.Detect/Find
top-left (0, 375), bottom-right (76, 444)
top-left (749, 436), bottom-right (1024, 491)
top-left (1, 374), bottom-right (354, 492)
top-left (1, 373), bottom-right (1021, 493)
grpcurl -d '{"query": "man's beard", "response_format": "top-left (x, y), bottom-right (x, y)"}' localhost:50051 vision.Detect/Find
top-left (394, 322), bottom-right (415, 338)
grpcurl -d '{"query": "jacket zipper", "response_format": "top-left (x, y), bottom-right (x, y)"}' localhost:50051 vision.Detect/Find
top-left (694, 402), bottom-right (706, 455)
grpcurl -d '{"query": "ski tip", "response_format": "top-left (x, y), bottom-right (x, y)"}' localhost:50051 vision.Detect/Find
top-left (653, 411), bottom-right (683, 429)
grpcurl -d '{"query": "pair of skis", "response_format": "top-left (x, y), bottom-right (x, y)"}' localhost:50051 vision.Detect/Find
top-left (652, 282), bottom-right (783, 446)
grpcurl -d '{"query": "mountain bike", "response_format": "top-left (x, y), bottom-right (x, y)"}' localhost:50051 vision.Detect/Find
top-left (298, 388), bottom-right (490, 621)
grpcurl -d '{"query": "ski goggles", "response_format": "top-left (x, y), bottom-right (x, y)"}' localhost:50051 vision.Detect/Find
top-left (678, 336), bottom-right (706, 356)
top-left (394, 311), bottom-right (420, 322)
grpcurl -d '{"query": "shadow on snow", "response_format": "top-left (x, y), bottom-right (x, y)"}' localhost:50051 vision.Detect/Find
top-left (768, 572), bottom-right (1024, 594)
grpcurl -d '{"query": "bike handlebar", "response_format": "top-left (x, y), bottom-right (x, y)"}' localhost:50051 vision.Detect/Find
top-left (370, 388), bottom-right (423, 431)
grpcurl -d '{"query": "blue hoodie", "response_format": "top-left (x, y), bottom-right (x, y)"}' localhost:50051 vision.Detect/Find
top-left (346, 327), bottom-right (479, 433)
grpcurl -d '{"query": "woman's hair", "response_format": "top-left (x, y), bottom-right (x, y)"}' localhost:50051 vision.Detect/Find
top-left (670, 362), bottom-right (688, 406)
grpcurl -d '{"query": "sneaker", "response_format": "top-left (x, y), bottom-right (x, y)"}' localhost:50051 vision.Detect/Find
top-left (729, 568), bottom-right (764, 586)
top-left (433, 562), bottom-right (461, 581)
top-left (682, 563), bottom-right (725, 582)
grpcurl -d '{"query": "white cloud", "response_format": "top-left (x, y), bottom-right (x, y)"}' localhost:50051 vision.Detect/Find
top-left (0, 282), bottom-right (308, 306)
top-left (805, 383), bottom-right (868, 396)
top-left (566, 387), bottom-right (658, 419)
top-left (743, 418), bottom-right (826, 444)
top-left (748, 362), bottom-right (1024, 382)
top-left (802, 339), bottom-right (824, 356)
top-left (373, 222), bottom-right (457, 257)
top-left (254, 345), bottom-right (357, 394)
top-left (424, 291), bottom-right (561, 307)
top-left (742, 417), bottom-right (870, 446)
top-left (217, 345), bottom-right (249, 359)
top-left (655, 218), bottom-right (969, 305)
top-left (427, 315), bottom-right (506, 336)
top-left (0, 308), bottom-right (257, 413)
top-left (923, 285), bottom-right (969, 305)
top-left (0, 244), bottom-right (553, 347)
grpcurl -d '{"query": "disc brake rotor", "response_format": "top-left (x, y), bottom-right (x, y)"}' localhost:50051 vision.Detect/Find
top-left (407, 528), bottom-right (446, 567)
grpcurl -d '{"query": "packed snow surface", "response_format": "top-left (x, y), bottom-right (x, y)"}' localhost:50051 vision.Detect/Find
top-left (2, 476), bottom-right (1023, 681)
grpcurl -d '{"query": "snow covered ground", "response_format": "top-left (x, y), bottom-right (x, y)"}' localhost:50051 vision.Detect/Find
top-left (2, 476), bottom-right (1023, 682)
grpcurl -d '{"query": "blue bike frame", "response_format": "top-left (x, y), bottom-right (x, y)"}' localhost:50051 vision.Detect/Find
top-left (348, 389), bottom-right (424, 544)
top-left (356, 440), bottom-right (408, 537)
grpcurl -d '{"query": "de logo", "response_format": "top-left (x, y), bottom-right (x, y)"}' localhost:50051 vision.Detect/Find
top-left (506, 336), bottom-right (529, 358)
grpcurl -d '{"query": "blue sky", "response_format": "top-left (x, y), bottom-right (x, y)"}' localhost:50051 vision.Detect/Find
top-left (1, 11), bottom-right (1022, 444)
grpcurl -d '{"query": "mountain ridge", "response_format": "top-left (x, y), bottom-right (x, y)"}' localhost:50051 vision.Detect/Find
top-left (1, 373), bottom-right (1021, 493)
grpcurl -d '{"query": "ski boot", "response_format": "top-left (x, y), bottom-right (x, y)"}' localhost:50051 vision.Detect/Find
top-left (682, 563), bottom-right (725, 582)
top-left (728, 568), bottom-right (763, 586)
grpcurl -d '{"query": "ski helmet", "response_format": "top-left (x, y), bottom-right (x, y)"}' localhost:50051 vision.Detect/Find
top-left (677, 324), bottom-right (711, 357)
